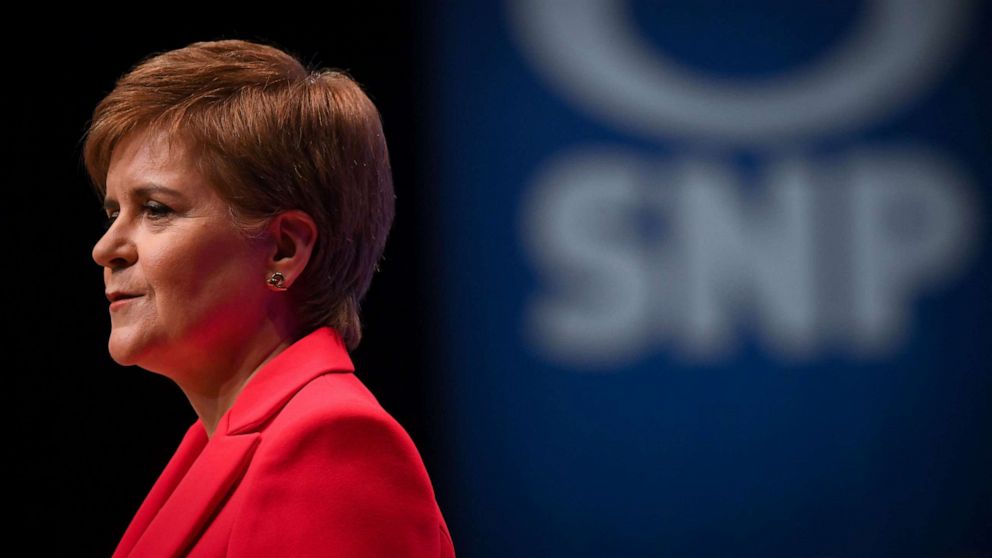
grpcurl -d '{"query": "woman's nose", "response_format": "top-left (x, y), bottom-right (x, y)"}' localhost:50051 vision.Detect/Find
top-left (92, 218), bottom-right (136, 269)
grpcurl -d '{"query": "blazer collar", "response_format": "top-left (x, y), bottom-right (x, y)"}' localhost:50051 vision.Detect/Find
top-left (116, 326), bottom-right (355, 558)
top-left (224, 325), bottom-right (355, 435)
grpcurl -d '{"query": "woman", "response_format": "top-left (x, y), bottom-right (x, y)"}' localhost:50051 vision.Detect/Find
top-left (84, 39), bottom-right (455, 557)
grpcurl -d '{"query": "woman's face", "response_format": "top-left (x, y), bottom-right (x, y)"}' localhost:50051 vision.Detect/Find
top-left (92, 128), bottom-right (273, 376)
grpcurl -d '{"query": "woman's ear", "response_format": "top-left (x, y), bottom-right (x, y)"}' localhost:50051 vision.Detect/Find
top-left (266, 209), bottom-right (318, 288)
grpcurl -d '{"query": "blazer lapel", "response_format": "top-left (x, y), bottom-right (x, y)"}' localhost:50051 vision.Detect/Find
top-left (114, 326), bottom-right (354, 557)
top-left (126, 426), bottom-right (261, 558)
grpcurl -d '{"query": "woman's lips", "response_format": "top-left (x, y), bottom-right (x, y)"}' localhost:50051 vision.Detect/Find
top-left (110, 295), bottom-right (142, 310)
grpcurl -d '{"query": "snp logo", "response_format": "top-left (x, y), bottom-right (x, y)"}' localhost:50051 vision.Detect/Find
top-left (509, 0), bottom-right (982, 367)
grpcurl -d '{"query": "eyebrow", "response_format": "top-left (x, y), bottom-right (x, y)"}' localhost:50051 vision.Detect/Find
top-left (103, 183), bottom-right (184, 211)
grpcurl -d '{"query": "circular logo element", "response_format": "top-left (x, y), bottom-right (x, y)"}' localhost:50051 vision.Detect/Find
top-left (507, 0), bottom-right (970, 145)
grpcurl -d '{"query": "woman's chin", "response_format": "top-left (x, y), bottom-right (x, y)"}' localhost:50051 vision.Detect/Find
top-left (108, 332), bottom-right (146, 367)
top-left (108, 346), bottom-right (139, 367)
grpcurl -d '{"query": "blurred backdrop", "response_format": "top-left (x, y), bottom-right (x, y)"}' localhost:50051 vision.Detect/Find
top-left (8, 2), bottom-right (990, 557)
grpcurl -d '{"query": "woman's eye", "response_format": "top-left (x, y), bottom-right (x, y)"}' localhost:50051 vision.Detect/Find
top-left (101, 203), bottom-right (172, 229)
top-left (144, 202), bottom-right (172, 219)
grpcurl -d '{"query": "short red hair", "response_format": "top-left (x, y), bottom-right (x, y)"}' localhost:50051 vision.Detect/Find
top-left (81, 38), bottom-right (395, 351)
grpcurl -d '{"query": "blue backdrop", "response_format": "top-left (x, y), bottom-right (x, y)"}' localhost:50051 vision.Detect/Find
top-left (426, 1), bottom-right (991, 556)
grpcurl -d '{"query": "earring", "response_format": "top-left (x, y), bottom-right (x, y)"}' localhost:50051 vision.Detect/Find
top-left (267, 272), bottom-right (287, 290)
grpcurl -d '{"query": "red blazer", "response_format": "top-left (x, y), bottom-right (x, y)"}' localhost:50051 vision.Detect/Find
top-left (111, 326), bottom-right (455, 557)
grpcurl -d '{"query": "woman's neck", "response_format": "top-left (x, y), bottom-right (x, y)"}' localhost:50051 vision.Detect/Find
top-left (174, 323), bottom-right (298, 439)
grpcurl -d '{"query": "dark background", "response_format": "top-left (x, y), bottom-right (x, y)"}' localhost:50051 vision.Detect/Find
top-left (9, 12), bottom-right (444, 556)
top-left (8, 6), bottom-right (991, 558)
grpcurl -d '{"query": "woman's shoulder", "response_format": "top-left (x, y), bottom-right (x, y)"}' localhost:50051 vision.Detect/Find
top-left (227, 370), bottom-right (450, 557)
top-left (275, 370), bottom-right (392, 425)
top-left (258, 371), bottom-right (428, 465)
